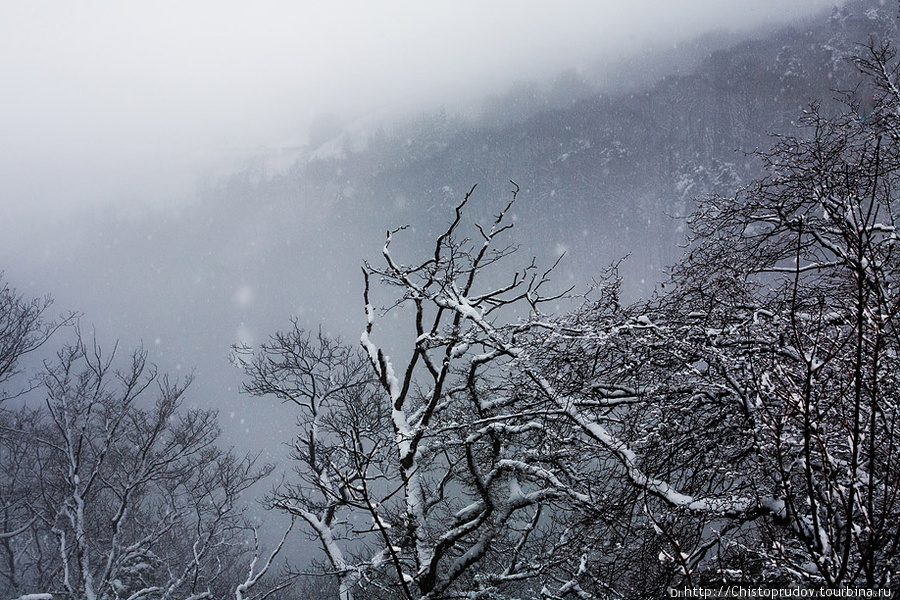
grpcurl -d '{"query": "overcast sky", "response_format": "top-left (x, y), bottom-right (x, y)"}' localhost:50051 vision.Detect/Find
top-left (0, 1), bottom-right (840, 216)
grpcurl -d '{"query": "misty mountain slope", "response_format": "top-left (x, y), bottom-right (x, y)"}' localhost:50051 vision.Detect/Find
top-left (220, 1), bottom-right (893, 295)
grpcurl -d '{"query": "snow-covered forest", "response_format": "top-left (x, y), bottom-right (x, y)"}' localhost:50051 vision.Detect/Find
top-left (3, 1), bottom-right (900, 598)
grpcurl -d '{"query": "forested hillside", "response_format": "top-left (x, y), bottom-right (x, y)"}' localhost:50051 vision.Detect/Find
top-left (196, 1), bottom-right (894, 292)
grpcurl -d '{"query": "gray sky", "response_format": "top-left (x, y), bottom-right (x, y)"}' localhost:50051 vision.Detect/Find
top-left (1, 1), bottom-right (839, 217)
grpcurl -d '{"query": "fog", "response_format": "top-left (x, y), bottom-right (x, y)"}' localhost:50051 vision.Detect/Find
top-left (10, 2), bottom-right (900, 592)
top-left (1, 1), bottom-right (843, 453)
top-left (2, 1), bottom-right (836, 217)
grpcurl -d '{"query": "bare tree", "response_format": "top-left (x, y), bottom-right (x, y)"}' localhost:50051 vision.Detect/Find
top-left (0, 276), bottom-right (73, 593)
top-left (242, 183), bottom-right (657, 599)
top-left (235, 325), bottom-right (388, 600)
top-left (356, 182), bottom-right (616, 599)
top-left (0, 327), bottom-right (295, 600)
top-left (656, 46), bottom-right (900, 584)
top-left (0, 275), bottom-right (72, 398)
